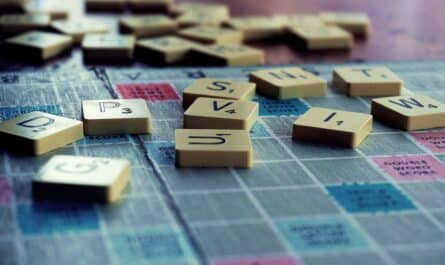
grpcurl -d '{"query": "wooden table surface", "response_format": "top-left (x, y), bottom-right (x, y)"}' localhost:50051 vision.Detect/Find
top-left (184, 0), bottom-right (444, 64)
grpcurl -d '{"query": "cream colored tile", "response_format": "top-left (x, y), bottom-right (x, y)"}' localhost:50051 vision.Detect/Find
top-left (225, 16), bottom-right (283, 41)
top-left (293, 107), bottom-right (372, 148)
top-left (333, 67), bottom-right (403, 96)
top-left (52, 19), bottom-right (109, 43)
top-left (33, 155), bottom-right (131, 203)
top-left (0, 14), bottom-right (50, 36)
top-left (174, 3), bottom-right (229, 16)
top-left (275, 14), bottom-right (325, 28)
top-left (178, 25), bottom-right (242, 44)
top-left (176, 6), bottom-right (229, 27)
top-left (249, 67), bottom-right (327, 99)
top-left (289, 24), bottom-right (353, 50)
top-left (82, 34), bottom-right (135, 61)
top-left (0, 111), bottom-right (84, 155)
top-left (119, 15), bottom-right (176, 38)
top-left (184, 97), bottom-right (258, 130)
top-left (5, 31), bottom-right (73, 60)
top-left (175, 129), bottom-right (253, 168)
top-left (189, 44), bottom-right (264, 66)
top-left (136, 35), bottom-right (196, 64)
top-left (371, 95), bottom-right (445, 131)
top-left (183, 78), bottom-right (256, 108)
top-left (82, 99), bottom-right (151, 135)
top-left (320, 11), bottom-right (371, 35)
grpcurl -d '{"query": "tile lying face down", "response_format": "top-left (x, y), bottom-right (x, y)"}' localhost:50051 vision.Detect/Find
top-left (175, 129), bottom-right (253, 168)
top-left (33, 155), bottom-right (131, 203)
top-left (293, 107), bottom-right (373, 148)
top-left (0, 111), bottom-right (84, 155)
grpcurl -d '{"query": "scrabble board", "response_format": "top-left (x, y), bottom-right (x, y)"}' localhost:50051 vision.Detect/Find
top-left (1, 60), bottom-right (445, 265)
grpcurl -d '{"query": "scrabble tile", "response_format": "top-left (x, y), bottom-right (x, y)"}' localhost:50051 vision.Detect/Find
top-left (25, 7), bottom-right (69, 20)
top-left (275, 14), bottom-right (326, 28)
top-left (249, 67), bottom-right (327, 99)
top-left (183, 78), bottom-right (256, 108)
top-left (0, 14), bottom-right (50, 36)
top-left (86, 0), bottom-right (127, 12)
top-left (52, 20), bottom-right (109, 43)
top-left (184, 97), bottom-right (259, 130)
top-left (0, 0), bottom-right (29, 12)
top-left (178, 25), bottom-right (243, 44)
top-left (0, 111), bottom-right (83, 155)
top-left (176, 9), bottom-right (229, 27)
top-left (371, 95), bottom-right (445, 131)
top-left (292, 107), bottom-right (372, 148)
top-left (82, 99), bottom-right (152, 135)
top-left (175, 129), bottom-right (253, 168)
top-left (119, 15), bottom-right (176, 38)
top-left (333, 67), bottom-right (403, 96)
top-left (128, 0), bottom-right (172, 13)
top-left (320, 12), bottom-right (371, 36)
top-left (33, 155), bottom-right (130, 203)
top-left (136, 36), bottom-right (196, 64)
top-left (82, 34), bottom-right (135, 61)
top-left (188, 44), bottom-right (265, 66)
top-left (4, 31), bottom-right (73, 61)
top-left (225, 16), bottom-right (283, 41)
top-left (288, 25), bottom-right (353, 50)
top-left (174, 3), bottom-right (229, 16)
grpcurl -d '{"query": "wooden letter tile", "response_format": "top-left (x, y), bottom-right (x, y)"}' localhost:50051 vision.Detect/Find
top-left (136, 36), bottom-right (196, 64)
top-left (275, 14), bottom-right (325, 28)
top-left (52, 20), bottom-right (109, 43)
top-left (320, 12), bottom-right (371, 36)
top-left (333, 67), bottom-right (403, 96)
top-left (5, 31), bottom-right (73, 61)
top-left (289, 25), bottom-right (353, 50)
top-left (175, 129), bottom-right (253, 168)
top-left (249, 67), bottom-right (327, 99)
top-left (176, 6), bottom-right (229, 27)
top-left (119, 15), bottom-right (176, 38)
top-left (82, 99), bottom-right (152, 135)
top-left (178, 25), bottom-right (243, 44)
top-left (33, 155), bottom-right (131, 203)
top-left (82, 34), bottom-right (136, 61)
top-left (184, 97), bottom-right (258, 130)
top-left (293, 107), bottom-right (372, 148)
top-left (0, 111), bottom-right (84, 155)
top-left (183, 78), bottom-right (256, 108)
top-left (225, 16), bottom-right (283, 41)
top-left (188, 44), bottom-right (264, 66)
top-left (371, 95), bottom-right (445, 130)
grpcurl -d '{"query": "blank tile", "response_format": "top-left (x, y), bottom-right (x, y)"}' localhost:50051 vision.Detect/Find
top-left (372, 95), bottom-right (445, 130)
top-left (249, 67), bottom-right (327, 99)
top-left (176, 7), bottom-right (229, 27)
top-left (333, 67), bottom-right (403, 96)
top-left (175, 129), bottom-right (253, 168)
top-left (82, 99), bottom-right (151, 135)
top-left (275, 14), bottom-right (325, 28)
top-left (184, 97), bottom-right (258, 130)
top-left (225, 16), bottom-right (283, 41)
top-left (0, 111), bottom-right (83, 155)
top-left (293, 107), bottom-right (372, 148)
top-left (33, 155), bottom-right (131, 203)
top-left (253, 187), bottom-right (339, 217)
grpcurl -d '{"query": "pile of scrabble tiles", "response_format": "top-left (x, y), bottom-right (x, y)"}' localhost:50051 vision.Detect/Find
top-left (0, 0), bottom-right (371, 65)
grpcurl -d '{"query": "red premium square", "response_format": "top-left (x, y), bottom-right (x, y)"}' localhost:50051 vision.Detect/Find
top-left (117, 83), bottom-right (180, 101)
